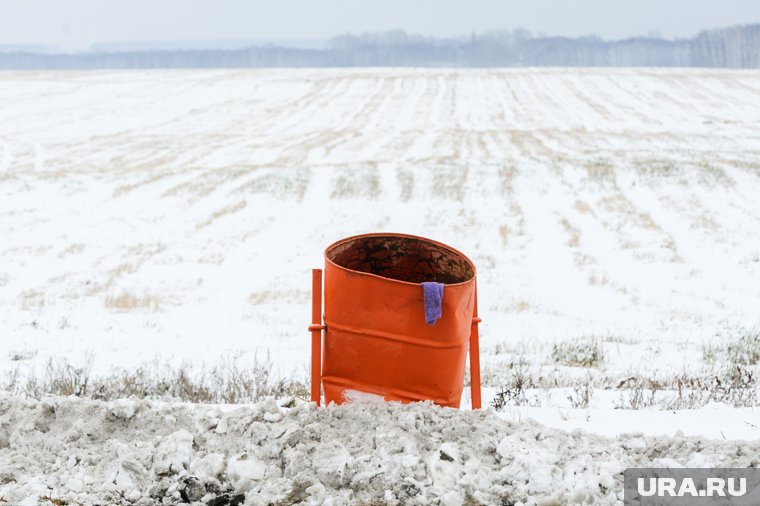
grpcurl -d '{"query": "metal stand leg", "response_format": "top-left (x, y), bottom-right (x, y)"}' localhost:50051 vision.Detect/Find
top-left (469, 284), bottom-right (482, 409)
top-left (308, 269), bottom-right (324, 406)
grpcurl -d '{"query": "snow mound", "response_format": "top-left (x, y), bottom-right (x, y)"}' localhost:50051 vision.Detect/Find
top-left (1, 392), bottom-right (758, 505)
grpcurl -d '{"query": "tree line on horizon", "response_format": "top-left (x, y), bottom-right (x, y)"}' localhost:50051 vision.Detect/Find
top-left (1, 24), bottom-right (758, 69)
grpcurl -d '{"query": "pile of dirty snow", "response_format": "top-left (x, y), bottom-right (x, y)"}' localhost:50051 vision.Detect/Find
top-left (1, 393), bottom-right (758, 505)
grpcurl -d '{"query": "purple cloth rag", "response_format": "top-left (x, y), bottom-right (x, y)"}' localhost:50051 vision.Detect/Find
top-left (421, 282), bottom-right (444, 325)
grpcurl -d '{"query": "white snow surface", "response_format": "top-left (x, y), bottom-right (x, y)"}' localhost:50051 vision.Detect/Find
top-left (1, 69), bottom-right (759, 382)
top-left (1, 68), bottom-right (760, 491)
top-left (2, 393), bottom-right (759, 506)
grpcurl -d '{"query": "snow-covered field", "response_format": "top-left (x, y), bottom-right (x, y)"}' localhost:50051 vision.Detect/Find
top-left (1, 68), bottom-right (760, 503)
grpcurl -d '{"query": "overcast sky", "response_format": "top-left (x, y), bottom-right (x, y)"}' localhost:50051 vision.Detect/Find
top-left (3, 0), bottom-right (759, 51)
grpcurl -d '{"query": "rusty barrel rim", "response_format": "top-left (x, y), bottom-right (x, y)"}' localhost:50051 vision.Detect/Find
top-left (324, 232), bottom-right (477, 287)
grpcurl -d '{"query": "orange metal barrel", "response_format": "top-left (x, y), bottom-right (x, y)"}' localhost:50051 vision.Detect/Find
top-left (320, 233), bottom-right (477, 408)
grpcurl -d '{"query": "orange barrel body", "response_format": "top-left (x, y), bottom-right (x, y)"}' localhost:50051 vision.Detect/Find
top-left (322, 233), bottom-right (476, 408)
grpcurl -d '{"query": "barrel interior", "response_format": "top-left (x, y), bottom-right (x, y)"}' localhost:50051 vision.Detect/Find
top-left (326, 235), bottom-right (475, 284)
